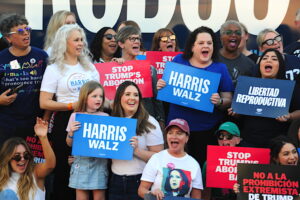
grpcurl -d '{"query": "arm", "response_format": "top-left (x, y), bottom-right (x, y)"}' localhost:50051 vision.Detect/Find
top-left (130, 136), bottom-right (163, 162)
top-left (191, 188), bottom-right (202, 199)
top-left (40, 91), bottom-right (76, 111)
top-left (34, 118), bottom-right (56, 189)
top-left (276, 110), bottom-right (300, 122)
top-left (0, 89), bottom-right (17, 106)
top-left (66, 121), bottom-right (81, 147)
top-left (138, 180), bottom-right (164, 200)
top-left (210, 92), bottom-right (232, 110)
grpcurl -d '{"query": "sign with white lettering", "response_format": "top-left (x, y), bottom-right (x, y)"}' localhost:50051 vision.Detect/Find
top-left (237, 164), bottom-right (300, 200)
top-left (206, 145), bottom-right (270, 189)
top-left (72, 114), bottom-right (136, 160)
top-left (157, 61), bottom-right (220, 113)
top-left (232, 76), bottom-right (295, 118)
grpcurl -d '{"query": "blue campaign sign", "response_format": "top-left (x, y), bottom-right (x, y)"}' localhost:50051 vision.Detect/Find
top-left (232, 76), bottom-right (295, 118)
top-left (72, 113), bottom-right (137, 160)
top-left (157, 61), bottom-right (221, 113)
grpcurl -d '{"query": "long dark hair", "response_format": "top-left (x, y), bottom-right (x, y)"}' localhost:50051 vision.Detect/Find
top-left (183, 26), bottom-right (219, 62)
top-left (90, 27), bottom-right (120, 62)
top-left (111, 81), bottom-right (155, 135)
top-left (257, 48), bottom-right (285, 80)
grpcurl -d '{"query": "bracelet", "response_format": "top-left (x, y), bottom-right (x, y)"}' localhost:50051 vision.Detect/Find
top-left (67, 134), bottom-right (73, 139)
top-left (67, 103), bottom-right (73, 110)
top-left (218, 98), bottom-right (223, 106)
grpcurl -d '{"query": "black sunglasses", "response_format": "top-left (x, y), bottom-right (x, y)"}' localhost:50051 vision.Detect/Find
top-left (104, 34), bottom-right (117, 40)
top-left (11, 152), bottom-right (32, 162)
top-left (223, 30), bottom-right (242, 36)
top-left (262, 35), bottom-right (282, 46)
top-left (217, 133), bottom-right (234, 140)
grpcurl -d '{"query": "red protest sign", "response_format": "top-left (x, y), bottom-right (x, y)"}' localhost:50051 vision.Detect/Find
top-left (146, 51), bottom-right (181, 80)
top-left (95, 60), bottom-right (153, 100)
top-left (206, 145), bottom-right (270, 189)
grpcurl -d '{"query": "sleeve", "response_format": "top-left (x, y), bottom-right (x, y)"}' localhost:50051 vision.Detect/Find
top-left (192, 161), bottom-right (203, 190)
top-left (219, 63), bottom-right (234, 92)
top-left (141, 153), bottom-right (159, 182)
top-left (66, 113), bottom-right (76, 132)
top-left (150, 66), bottom-right (165, 122)
top-left (145, 116), bottom-right (164, 146)
top-left (40, 64), bottom-right (59, 93)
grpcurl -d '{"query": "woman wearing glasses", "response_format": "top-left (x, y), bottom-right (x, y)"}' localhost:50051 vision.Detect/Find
top-left (0, 118), bottom-right (55, 200)
top-left (0, 14), bottom-right (48, 146)
top-left (90, 27), bottom-right (120, 63)
top-left (115, 26), bottom-right (165, 128)
top-left (151, 28), bottom-right (180, 52)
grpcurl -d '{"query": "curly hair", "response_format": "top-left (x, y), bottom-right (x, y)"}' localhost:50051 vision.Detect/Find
top-left (48, 24), bottom-right (93, 73)
top-left (0, 14), bottom-right (28, 36)
top-left (0, 137), bottom-right (36, 200)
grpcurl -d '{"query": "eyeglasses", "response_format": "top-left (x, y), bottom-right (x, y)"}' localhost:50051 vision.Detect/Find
top-left (104, 34), bottom-right (117, 40)
top-left (262, 35), bottom-right (282, 46)
top-left (223, 30), bottom-right (242, 36)
top-left (8, 27), bottom-right (32, 35)
top-left (127, 36), bottom-right (141, 42)
top-left (160, 35), bottom-right (176, 42)
top-left (217, 133), bottom-right (234, 140)
top-left (11, 152), bottom-right (32, 162)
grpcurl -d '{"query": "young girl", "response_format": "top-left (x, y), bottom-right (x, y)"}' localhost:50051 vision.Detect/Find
top-left (66, 81), bottom-right (108, 200)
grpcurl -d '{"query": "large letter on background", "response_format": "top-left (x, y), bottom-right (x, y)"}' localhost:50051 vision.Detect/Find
top-left (127, 0), bottom-right (176, 33)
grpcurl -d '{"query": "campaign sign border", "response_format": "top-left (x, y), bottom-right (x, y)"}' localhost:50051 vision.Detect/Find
top-left (157, 61), bottom-right (221, 113)
top-left (232, 76), bottom-right (295, 118)
top-left (72, 113), bottom-right (136, 160)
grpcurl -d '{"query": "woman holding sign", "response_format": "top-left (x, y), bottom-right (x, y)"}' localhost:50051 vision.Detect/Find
top-left (229, 48), bottom-right (300, 148)
top-left (40, 24), bottom-right (99, 199)
top-left (109, 81), bottom-right (164, 200)
top-left (157, 26), bottom-right (233, 166)
top-left (115, 25), bottom-right (165, 129)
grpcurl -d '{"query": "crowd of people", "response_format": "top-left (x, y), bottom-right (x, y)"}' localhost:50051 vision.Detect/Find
top-left (0, 8), bottom-right (299, 200)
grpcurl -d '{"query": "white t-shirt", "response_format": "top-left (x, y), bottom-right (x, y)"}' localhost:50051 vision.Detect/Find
top-left (111, 116), bottom-right (164, 175)
top-left (40, 62), bottom-right (99, 103)
top-left (141, 150), bottom-right (203, 198)
top-left (0, 173), bottom-right (45, 200)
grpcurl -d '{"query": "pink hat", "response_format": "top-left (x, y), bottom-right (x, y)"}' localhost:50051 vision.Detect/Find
top-left (165, 118), bottom-right (190, 135)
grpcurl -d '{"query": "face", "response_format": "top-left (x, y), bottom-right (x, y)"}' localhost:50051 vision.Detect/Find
top-left (259, 51), bottom-right (280, 79)
top-left (86, 88), bottom-right (103, 113)
top-left (217, 131), bottom-right (240, 146)
top-left (221, 24), bottom-right (242, 53)
top-left (102, 29), bottom-right (117, 57)
top-left (260, 32), bottom-right (283, 53)
top-left (10, 145), bottom-right (30, 174)
top-left (159, 31), bottom-right (176, 52)
top-left (5, 24), bottom-right (31, 50)
top-left (119, 34), bottom-right (141, 58)
top-left (167, 126), bottom-right (189, 156)
top-left (191, 32), bottom-right (213, 65)
top-left (169, 170), bottom-right (182, 190)
top-left (65, 15), bottom-right (76, 24)
top-left (277, 143), bottom-right (299, 165)
top-left (121, 85), bottom-right (140, 117)
top-left (66, 30), bottom-right (84, 58)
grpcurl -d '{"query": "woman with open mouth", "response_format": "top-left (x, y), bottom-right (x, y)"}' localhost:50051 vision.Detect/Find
top-left (109, 81), bottom-right (164, 200)
top-left (229, 48), bottom-right (300, 148)
top-left (0, 118), bottom-right (55, 200)
top-left (151, 28), bottom-right (180, 52)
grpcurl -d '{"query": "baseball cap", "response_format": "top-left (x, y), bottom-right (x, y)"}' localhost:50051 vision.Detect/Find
top-left (215, 122), bottom-right (240, 137)
top-left (165, 118), bottom-right (190, 135)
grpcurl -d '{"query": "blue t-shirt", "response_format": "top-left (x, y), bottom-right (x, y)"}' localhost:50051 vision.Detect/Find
top-left (167, 54), bottom-right (233, 131)
top-left (0, 47), bottom-right (48, 128)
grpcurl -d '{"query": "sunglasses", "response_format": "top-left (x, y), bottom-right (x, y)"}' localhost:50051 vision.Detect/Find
top-left (217, 133), bottom-right (234, 140)
top-left (11, 152), bottom-right (32, 162)
top-left (104, 34), bottom-right (117, 40)
top-left (262, 35), bottom-right (282, 46)
top-left (8, 27), bottom-right (32, 36)
top-left (127, 36), bottom-right (141, 42)
top-left (223, 30), bottom-right (242, 36)
top-left (160, 35), bottom-right (176, 42)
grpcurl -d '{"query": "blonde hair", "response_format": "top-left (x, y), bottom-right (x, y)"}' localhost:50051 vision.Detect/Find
top-left (256, 28), bottom-right (280, 47)
top-left (0, 138), bottom-right (36, 200)
top-left (44, 10), bottom-right (75, 50)
top-left (75, 81), bottom-right (105, 112)
top-left (48, 24), bottom-right (93, 73)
